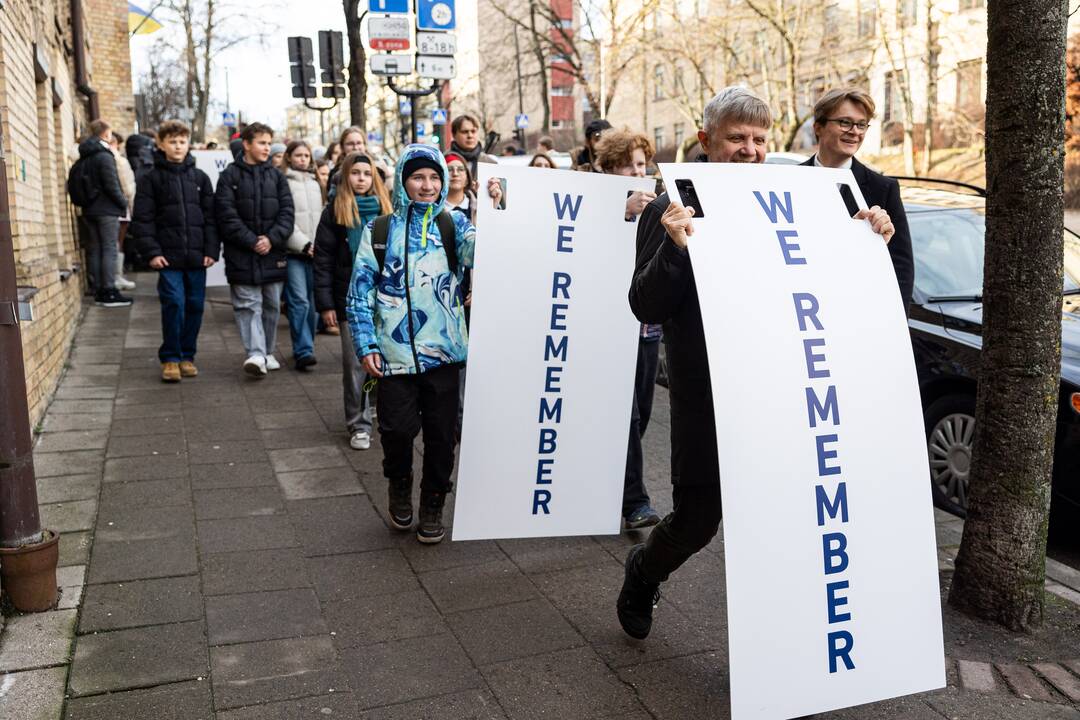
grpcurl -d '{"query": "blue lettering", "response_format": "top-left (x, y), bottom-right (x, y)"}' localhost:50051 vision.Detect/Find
top-left (803, 338), bottom-right (830, 378)
top-left (815, 482), bottom-right (849, 526)
top-left (793, 292), bottom-right (823, 331)
top-left (532, 489), bottom-right (552, 515)
top-left (816, 434), bottom-right (841, 476)
top-left (826, 580), bottom-right (851, 623)
top-left (544, 366), bottom-right (563, 393)
top-left (552, 272), bottom-right (572, 299)
top-left (806, 385), bottom-right (840, 428)
top-left (556, 225), bottom-right (575, 253)
top-left (539, 428), bottom-right (557, 454)
top-left (777, 230), bottom-right (806, 265)
top-left (828, 631), bottom-right (855, 673)
top-left (536, 458), bottom-right (554, 485)
top-left (822, 532), bottom-right (849, 575)
top-left (550, 303), bottom-right (569, 331)
top-left (553, 193), bottom-right (583, 221)
top-left (539, 397), bottom-right (563, 423)
top-left (544, 335), bottom-right (568, 362)
top-left (752, 190), bottom-right (795, 224)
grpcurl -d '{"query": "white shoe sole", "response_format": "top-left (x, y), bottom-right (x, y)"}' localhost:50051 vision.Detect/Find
top-left (416, 531), bottom-right (445, 544)
top-left (243, 362), bottom-right (267, 377)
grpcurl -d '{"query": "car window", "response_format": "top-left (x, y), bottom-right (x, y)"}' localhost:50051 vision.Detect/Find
top-left (909, 208), bottom-right (1080, 297)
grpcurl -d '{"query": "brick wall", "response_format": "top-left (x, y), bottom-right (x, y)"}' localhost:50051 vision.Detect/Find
top-left (85, 0), bottom-right (135, 136)
top-left (0, 0), bottom-right (132, 428)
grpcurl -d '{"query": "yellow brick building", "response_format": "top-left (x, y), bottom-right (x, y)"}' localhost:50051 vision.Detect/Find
top-left (1, 0), bottom-right (134, 426)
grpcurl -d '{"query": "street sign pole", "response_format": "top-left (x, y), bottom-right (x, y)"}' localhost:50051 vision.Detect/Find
top-left (388, 76), bottom-right (441, 143)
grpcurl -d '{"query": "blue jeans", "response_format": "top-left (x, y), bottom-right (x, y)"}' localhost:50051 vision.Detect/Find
top-left (284, 256), bottom-right (317, 360)
top-left (157, 268), bottom-right (207, 363)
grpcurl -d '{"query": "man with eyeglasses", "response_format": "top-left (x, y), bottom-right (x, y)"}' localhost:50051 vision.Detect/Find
top-left (802, 88), bottom-right (914, 311)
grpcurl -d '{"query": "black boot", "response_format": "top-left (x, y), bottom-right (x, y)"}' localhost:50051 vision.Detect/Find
top-left (617, 543), bottom-right (661, 639)
top-left (387, 476), bottom-right (414, 530)
top-left (416, 491), bottom-right (446, 544)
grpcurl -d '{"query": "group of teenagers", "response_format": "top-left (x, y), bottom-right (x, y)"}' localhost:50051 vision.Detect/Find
top-left (131, 83), bottom-right (912, 641)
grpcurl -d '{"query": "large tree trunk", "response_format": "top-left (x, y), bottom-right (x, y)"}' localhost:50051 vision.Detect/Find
top-left (946, 0), bottom-right (1067, 632)
top-left (345, 0), bottom-right (368, 131)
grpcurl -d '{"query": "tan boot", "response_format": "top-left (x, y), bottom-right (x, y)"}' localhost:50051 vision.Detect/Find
top-left (161, 362), bottom-right (181, 383)
top-left (179, 360), bottom-right (198, 377)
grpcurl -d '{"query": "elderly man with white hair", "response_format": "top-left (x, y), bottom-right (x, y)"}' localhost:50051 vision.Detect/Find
top-left (617, 86), bottom-right (896, 640)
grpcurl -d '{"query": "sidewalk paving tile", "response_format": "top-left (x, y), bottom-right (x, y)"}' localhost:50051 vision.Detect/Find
top-left (106, 433), bottom-right (188, 458)
top-left (925, 688), bottom-right (1080, 719)
top-left (254, 411), bottom-right (327, 430)
top-left (88, 507), bottom-right (196, 583)
top-left (103, 453), bottom-right (189, 482)
top-left (482, 646), bottom-right (642, 720)
top-left (323, 589), bottom-right (446, 649)
top-left (276, 467), bottom-right (364, 500)
top-left (58, 532), bottom-right (92, 567)
top-left (47, 400), bottom-right (114, 415)
top-left (53, 386), bottom-right (117, 401)
top-left (306, 549), bottom-right (418, 602)
top-left (288, 496), bottom-right (398, 555)
top-left (35, 430), bottom-right (110, 453)
top-left (206, 588), bottom-right (327, 645)
top-left (342, 633), bottom-right (481, 710)
top-left (269, 445), bottom-right (349, 473)
top-left (80, 575), bottom-right (202, 632)
top-left (34, 450), bottom-right (104, 478)
top-left (36, 474), bottom-right (100, 504)
top-left (0, 610), bottom-right (76, 671)
top-left (40, 413), bottom-right (112, 432)
top-left (497, 536), bottom-right (613, 575)
top-left (210, 635), bottom-right (346, 710)
top-left (357, 689), bottom-right (508, 720)
top-left (419, 559), bottom-right (539, 615)
top-left (201, 548), bottom-right (311, 596)
top-left (189, 439), bottom-right (268, 465)
top-left (956, 659), bottom-right (998, 693)
top-left (447, 598), bottom-right (586, 665)
top-left (996, 663), bottom-right (1058, 703)
top-left (193, 486), bottom-right (285, 520)
top-left (197, 515), bottom-right (299, 554)
top-left (112, 403), bottom-right (177, 420)
top-left (0, 666), bottom-right (67, 720)
top-left (398, 538), bottom-right (506, 574)
top-left (217, 694), bottom-right (359, 720)
top-left (39, 500), bottom-right (97, 533)
top-left (99, 477), bottom-right (192, 511)
top-left (190, 461), bottom-right (277, 489)
top-left (108, 415), bottom-right (183, 437)
top-left (1033, 663), bottom-right (1080, 702)
top-left (68, 620), bottom-right (207, 697)
top-left (63, 680), bottom-right (213, 720)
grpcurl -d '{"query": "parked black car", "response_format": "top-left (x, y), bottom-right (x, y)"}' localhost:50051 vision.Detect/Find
top-left (898, 178), bottom-right (1080, 527)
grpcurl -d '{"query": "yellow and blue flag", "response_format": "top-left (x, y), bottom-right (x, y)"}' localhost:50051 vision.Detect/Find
top-left (128, 3), bottom-right (163, 35)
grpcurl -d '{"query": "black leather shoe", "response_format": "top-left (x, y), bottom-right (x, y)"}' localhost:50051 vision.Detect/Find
top-left (617, 543), bottom-right (660, 639)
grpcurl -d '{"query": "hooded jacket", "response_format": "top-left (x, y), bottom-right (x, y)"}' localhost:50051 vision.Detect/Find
top-left (345, 144), bottom-right (476, 376)
top-left (214, 157), bottom-right (295, 286)
top-left (284, 168), bottom-right (324, 255)
top-left (76, 137), bottom-right (128, 218)
top-left (133, 150), bottom-right (219, 270)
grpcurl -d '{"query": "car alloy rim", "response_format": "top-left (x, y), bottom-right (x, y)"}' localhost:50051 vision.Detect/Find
top-left (928, 412), bottom-right (975, 509)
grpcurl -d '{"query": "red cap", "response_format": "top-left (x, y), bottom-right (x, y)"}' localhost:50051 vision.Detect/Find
top-left (444, 152), bottom-right (465, 166)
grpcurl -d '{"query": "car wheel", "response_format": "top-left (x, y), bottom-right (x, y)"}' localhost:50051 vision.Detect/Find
top-left (924, 394), bottom-right (976, 517)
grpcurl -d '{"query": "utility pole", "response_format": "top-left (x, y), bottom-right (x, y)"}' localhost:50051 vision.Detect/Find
top-left (388, 77), bottom-right (441, 144)
top-left (225, 66), bottom-right (231, 116)
top-left (513, 25), bottom-right (526, 148)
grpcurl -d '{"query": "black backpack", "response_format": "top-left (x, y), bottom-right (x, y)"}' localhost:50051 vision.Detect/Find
top-left (67, 157), bottom-right (98, 207)
top-left (371, 211), bottom-right (457, 273)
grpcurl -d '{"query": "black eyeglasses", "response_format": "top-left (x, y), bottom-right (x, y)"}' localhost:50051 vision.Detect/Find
top-left (825, 118), bottom-right (871, 132)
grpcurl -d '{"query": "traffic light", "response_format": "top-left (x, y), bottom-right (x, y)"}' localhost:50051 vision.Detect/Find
top-left (319, 30), bottom-right (347, 100)
top-left (288, 36), bottom-right (316, 99)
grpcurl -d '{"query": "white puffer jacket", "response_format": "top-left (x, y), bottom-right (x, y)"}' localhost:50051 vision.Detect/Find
top-left (285, 168), bottom-right (325, 254)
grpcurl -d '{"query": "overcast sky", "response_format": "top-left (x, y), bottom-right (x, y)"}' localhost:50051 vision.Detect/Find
top-left (130, 0), bottom-right (354, 130)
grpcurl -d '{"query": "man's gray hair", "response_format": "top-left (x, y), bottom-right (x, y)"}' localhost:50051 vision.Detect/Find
top-left (702, 86), bottom-right (773, 134)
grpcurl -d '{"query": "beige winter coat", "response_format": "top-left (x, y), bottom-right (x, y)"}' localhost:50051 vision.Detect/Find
top-left (284, 168), bottom-right (324, 254)
top-left (114, 152), bottom-right (136, 212)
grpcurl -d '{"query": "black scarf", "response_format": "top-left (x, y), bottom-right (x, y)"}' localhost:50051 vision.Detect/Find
top-left (450, 141), bottom-right (483, 176)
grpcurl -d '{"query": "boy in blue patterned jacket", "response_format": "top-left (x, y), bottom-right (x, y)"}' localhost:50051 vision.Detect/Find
top-left (346, 144), bottom-right (501, 544)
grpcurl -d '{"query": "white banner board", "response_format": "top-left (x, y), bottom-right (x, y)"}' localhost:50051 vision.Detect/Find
top-left (452, 166), bottom-right (653, 541)
top-left (191, 150), bottom-right (235, 287)
top-left (656, 162), bottom-right (944, 719)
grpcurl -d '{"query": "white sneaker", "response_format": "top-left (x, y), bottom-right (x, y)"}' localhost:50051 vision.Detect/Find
top-left (243, 355), bottom-right (267, 377)
top-left (350, 431), bottom-right (371, 450)
top-left (265, 354), bottom-right (281, 371)
top-left (115, 275), bottom-right (136, 290)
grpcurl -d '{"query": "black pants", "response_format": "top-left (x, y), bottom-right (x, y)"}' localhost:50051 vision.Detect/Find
top-left (622, 338), bottom-right (660, 516)
top-left (638, 483), bottom-right (723, 585)
top-left (377, 363), bottom-right (461, 494)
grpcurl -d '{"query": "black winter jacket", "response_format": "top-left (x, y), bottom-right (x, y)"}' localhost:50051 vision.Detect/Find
top-left (76, 138), bottom-right (127, 218)
top-left (629, 193), bottom-right (720, 488)
top-left (214, 159), bottom-right (294, 286)
top-left (313, 205), bottom-right (353, 317)
top-left (133, 151), bottom-right (219, 270)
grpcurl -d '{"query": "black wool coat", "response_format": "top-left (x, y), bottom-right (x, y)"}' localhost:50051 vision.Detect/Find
top-left (313, 205), bottom-right (353, 318)
top-left (76, 138), bottom-right (128, 218)
top-left (133, 151), bottom-right (219, 271)
top-left (214, 159), bottom-right (295, 286)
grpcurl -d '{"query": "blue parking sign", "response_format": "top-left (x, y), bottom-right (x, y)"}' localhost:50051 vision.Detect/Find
top-left (417, 0), bottom-right (455, 29)
top-left (369, 0), bottom-right (409, 13)
top-left (515, 114), bottom-right (529, 130)
top-left (431, 108), bottom-right (448, 125)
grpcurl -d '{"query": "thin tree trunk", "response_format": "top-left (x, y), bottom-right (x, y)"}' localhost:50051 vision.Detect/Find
top-left (921, 3), bottom-right (939, 176)
top-left (528, 0), bottom-right (550, 134)
top-left (345, 0), bottom-right (368, 131)
top-left (947, 0), bottom-right (1067, 632)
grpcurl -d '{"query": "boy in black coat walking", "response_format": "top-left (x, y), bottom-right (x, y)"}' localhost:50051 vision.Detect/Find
top-left (214, 122), bottom-right (295, 377)
top-left (133, 120), bottom-right (218, 383)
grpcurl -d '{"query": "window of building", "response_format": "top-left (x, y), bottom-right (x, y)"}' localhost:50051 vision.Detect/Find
top-left (550, 86), bottom-right (573, 96)
top-left (674, 122), bottom-right (685, 149)
top-left (898, 0), bottom-right (917, 28)
top-left (858, 0), bottom-right (877, 38)
top-left (552, 119), bottom-right (568, 129)
top-left (956, 59), bottom-right (983, 111)
top-left (654, 64), bottom-right (664, 100)
top-left (883, 70), bottom-right (905, 122)
top-left (654, 126), bottom-right (665, 150)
